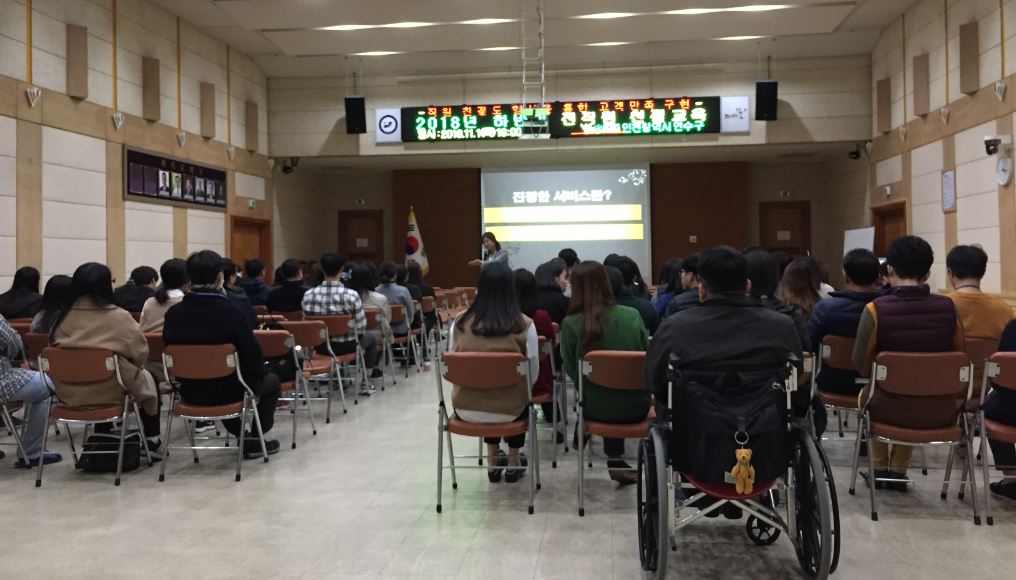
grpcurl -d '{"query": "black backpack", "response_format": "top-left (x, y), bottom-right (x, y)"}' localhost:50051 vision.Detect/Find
top-left (75, 433), bottom-right (141, 473)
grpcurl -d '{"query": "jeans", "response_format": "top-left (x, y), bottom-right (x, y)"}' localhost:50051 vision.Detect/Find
top-left (2, 372), bottom-right (54, 460)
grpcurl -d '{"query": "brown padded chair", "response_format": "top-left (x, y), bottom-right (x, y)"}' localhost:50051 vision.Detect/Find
top-left (389, 304), bottom-right (419, 379)
top-left (10, 322), bottom-right (30, 337)
top-left (36, 346), bottom-right (154, 487)
top-left (281, 319), bottom-right (350, 418)
top-left (160, 344), bottom-right (269, 482)
top-left (21, 332), bottom-right (49, 367)
top-left (435, 351), bottom-right (540, 514)
top-left (364, 308), bottom-right (396, 389)
top-left (578, 350), bottom-right (653, 516)
top-left (535, 335), bottom-right (567, 468)
top-left (129, 311), bottom-right (142, 323)
top-left (977, 352), bottom-right (1016, 526)
top-left (818, 335), bottom-right (861, 438)
top-left (965, 337), bottom-right (998, 405)
top-left (257, 314), bottom-right (285, 325)
top-left (278, 310), bottom-right (304, 322)
top-left (848, 351), bottom-right (978, 524)
top-left (252, 305), bottom-right (269, 316)
top-left (255, 330), bottom-right (316, 448)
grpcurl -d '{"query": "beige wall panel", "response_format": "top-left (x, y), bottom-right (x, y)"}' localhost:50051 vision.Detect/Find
top-left (245, 100), bottom-right (259, 153)
top-left (0, 114), bottom-right (16, 289)
top-left (173, 206), bottom-right (187, 258)
top-left (0, 76), bottom-right (17, 118)
top-left (41, 88), bottom-right (106, 140)
top-left (1002, 115), bottom-right (1016, 291)
top-left (960, 22), bottom-right (980, 95)
top-left (16, 120), bottom-right (42, 268)
top-left (877, 78), bottom-right (892, 133)
top-left (142, 56), bottom-right (161, 122)
top-left (913, 53), bottom-right (930, 117)
top-left (65, 23), bottom-right (88, 100)
top-left (200, 82), bottom-right (215, 139)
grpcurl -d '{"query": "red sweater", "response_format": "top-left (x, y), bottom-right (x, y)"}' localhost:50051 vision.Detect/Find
top-left (532, 308), bottom-right (555, 398)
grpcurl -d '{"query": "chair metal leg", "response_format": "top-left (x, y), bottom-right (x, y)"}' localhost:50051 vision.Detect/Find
top-left (848, 411), bottom-right (865, 495)
top-left (250, 396), bottom-right (269, 463)
top-left (186, 419), bottom-right (200, 463)
top-left (942, 444), bottom-right (956, 499)
top-left (866, 427), bottom-right (878, 521)
top-left (35, 399), bottom-right (54, 487)
top-left (964, 436), bottom-right (981, 525)
top-left (323, 363), bottom-right (333, 424)
top-left (920, 446), bottom-right (929, 476)
top-left (959, 453), bottom-right (970, 500)
top-left (528, 419), bottom-right (536, 515)
top-left (578, 411), bottom-right (585, 516)
top-left (551, 388), bottom-right (558, 469)
top-left (304, 371), bottom-right (318, 436)
top-left (979, 415), bottom-right (994, 525)
top-left (477, 437), bottom-right (483, 466)
top-left (445, 429), bottom-right (457, 489)
top-left (837, 410), bottom-right (844, 438)
top-left (235, 403), bottom-right (247, 482)
top-left (113, 400), bottom-right (130, 486)
top-left (133, 401), bottom-right (153, 467)
top-left (531, 410), bottom-right (541, 492)
top-left (436, 413), bottom-right (445, 513)
top-left (160, 397), bottom-right (176, 482)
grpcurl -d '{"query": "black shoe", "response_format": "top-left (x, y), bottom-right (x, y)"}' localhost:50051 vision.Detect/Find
top-left (861, 469), bottom-right (889, 490)
top-left (370, 368), bottom-right (383, 379)
top-left (572, 431), bottom-right (591, 450)
top-left (859, 441), bottom-right (868, 457)
top-left (488, 450), bottom-right (507, 483)
top-left (555, 430), bottom-right (565, 445)
top-left (722, 503), bottom-right (744, 520)
top-left (243, 438), bottom-right (281, 459)
top-left (14, 452), bottom-right (63, 468)
top-left (692, 496), bottom-right (720, 518)
top-left (607, 459), bottom-right (637, 486)
top-left (0, 449), bottom-right (4, 460)
top-left (193, 421), bottom-right (215, 434)
top-left (885, 471), bottom-right (910, 493)
top-left (990, 481), bottom-right (1016, 502)
top-left (145, 439), bottom-right (164, 462)
top-left (504, 454), bottom-right (527, 483)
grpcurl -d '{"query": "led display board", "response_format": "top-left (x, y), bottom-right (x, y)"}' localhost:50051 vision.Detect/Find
top-left (401, 103), bottom-right (550, 143)
top-left (549, 97), bottom-right (720, 137)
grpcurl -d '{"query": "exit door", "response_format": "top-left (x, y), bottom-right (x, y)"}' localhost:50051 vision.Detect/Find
top-left (230, 217), bottom-right (272, 283)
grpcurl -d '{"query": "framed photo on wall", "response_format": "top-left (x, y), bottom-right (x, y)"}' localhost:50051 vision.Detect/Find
top-left (123, 147), bottom-right (227, 212)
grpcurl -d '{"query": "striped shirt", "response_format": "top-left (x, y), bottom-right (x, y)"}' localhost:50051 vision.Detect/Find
top-left (301, 281), bottom-right (366, 342)
top-left (0, 315), bottom-right (34, 400)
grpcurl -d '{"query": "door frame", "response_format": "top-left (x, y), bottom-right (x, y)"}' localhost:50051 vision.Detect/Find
top-left (230, 216), bottom-right (273, 282)
top-left (871, 201), bottom-right (907, 257)
top-left (337, 209), bottom-right (385, 262)
top-left (758, 200), bottom-right (812, 255)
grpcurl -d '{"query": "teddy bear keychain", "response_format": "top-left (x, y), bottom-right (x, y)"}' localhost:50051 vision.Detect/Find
top-left (730, 448), bottom-right (755, 495)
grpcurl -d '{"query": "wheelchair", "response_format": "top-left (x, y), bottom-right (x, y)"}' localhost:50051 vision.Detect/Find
top-left (637, 359), bottom-right (841, 580)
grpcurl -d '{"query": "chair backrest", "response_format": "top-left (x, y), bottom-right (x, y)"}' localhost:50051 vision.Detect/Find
top-left (304, 314), bottom-right (353, 338)
top-left (252, 305), bottom-right (269, 315)
top-left (422, 296), bottom-right (435, 313)
top-left (39, 347), bottom-right (116, 383)
top-left (965, 337), bottom-right (998, 389)
top-left (551, 322), bottom-right (560, 335)
top-left (820, 335), bottom-right (855, 371)
top-left (390, 304), bottom-right (406, 324)
top-left (463, 288), bottom-right (477, 300)
top-left (364, 307), bottom-right (383, 330)
top-left (279, 320), bottom-right (328, 349)
top-left (7, 318), bottom-right (32, 324)
top-left (257, 314), bottom-right (285, 324)
top-left (799, 352), bottom-right (814, 386)
top-left (144, 332), bottom-right (165, 363)
top-left (581, 350), bottom-right (646, 390)
top-left (22, 333), bottom-right (49, 361)
top-left (278, 310), bottom-right (304, 322)
top-left (10, 322), bottom-right (30, 337)
top-left (163, 344), bottom-right (239, 381)
top-left (254, 330), bottom-right (295, 358)
top-left (986, 352), bottom-right (1016, 391)
top-left (441, 352), bottom-right (526, 389)
top-left (873, 351), bottom-right (971, 398)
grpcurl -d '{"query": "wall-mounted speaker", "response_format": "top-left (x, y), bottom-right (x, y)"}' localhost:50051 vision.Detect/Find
top-left (755, 80), bottom-right (778, 121)
top-left (345, 96), bottom-right (367, 134)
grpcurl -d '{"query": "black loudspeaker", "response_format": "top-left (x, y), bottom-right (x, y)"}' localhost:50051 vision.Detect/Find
top-left (345, 96), bottom-right (367, 134)
top-left (755, 80), bottom-right (778, 121)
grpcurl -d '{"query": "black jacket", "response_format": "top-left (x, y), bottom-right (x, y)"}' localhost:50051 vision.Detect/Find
top-left (0, 290), bottom-right (42, 320)
top-left (226, 289), bottom-right (258, 330)
top-left (267, 281), bottom-right (307, 313)
top-left (807, 289), bottom-right (880, 395)
top-left (619, 290), bottom-right (658, 336)
top-left (114, 282), bottom-right (155, 313)
top-left (535, 288), bottom-right (570, 324)
top-left (237, 277), bottom-right (270, 306)
top-left (163, 292), bottom-right (266, 405)
top-left (664, 288), bottom-right (701, 318)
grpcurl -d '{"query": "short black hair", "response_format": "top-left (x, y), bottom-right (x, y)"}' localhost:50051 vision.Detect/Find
top-left (280, 258), bottom-right (302, 280)
top-left (558, 248), bottom-right (579, 268)
top-left (616, 257), bottom-right (637, 287)
top-left (681, 254), bottom-right (700, 275)
top-left (886, 235), bottom-right (934, 280)
top-left (698, 246), bottom-right (748, 294)
top-left (605, 266), bottom-right (624, 299)
top-left (842, 248), bottom-right (880, 286)
top-left (946, 244), bottom-right (989, 280)
top-left (130, 265), bottom-right (158, 286)
top-left (319, 252), bottom-right (346, 277)
top-left (772, 251), bottom-right (793, 277)
top-left (221, 259), bottom-right (239, 280)
top-left (379, 260), bottom-right (398, 283)
top-left (535, 258), bottom-right (566, 291)
top-left (244, 258), bottom-right (264, 278)
top-left (188, 250), bottom-right (224, 286)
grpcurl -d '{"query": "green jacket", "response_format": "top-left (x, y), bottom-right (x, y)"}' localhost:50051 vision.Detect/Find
top-left (561, 305), bottom-right (650, 423)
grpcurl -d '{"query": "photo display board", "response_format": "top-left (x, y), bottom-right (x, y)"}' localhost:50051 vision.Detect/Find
top-left (125, 148), bottom-right (227, 210)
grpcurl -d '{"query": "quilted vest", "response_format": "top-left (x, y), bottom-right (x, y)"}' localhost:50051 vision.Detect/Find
top-left (873, 285), bottom-right (956, 353)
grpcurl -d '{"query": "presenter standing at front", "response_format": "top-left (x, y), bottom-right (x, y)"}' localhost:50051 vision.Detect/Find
top-left (469, 232), bottom-right (510, 269)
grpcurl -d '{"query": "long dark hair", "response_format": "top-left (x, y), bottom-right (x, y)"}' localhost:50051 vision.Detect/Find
top-left (154, 258), bottom-right (189, 304)
top-left (406, 260), bottom-right (424, 284)
top-left (660, 258), bottom-right (684, 295)
top-left (744, 247), bottom-right (779, 300)
top-left (514, 268), bottom-right (538, 317)
top-left (568, 261), bottom-right (616, 353)
top-left (0, 266), bottom-right (41, 302)
top-left (779, 258), bottom-right (821, 319)
top-left (535, 258), bottom-right (566, 292)
top-left (482, 232), bottom-right (501, 259)
top-left (51, 263), bottom-right (116, 335)
top-left (35, 275), bottom-right (73, 333)
top-left (455, 262), bottom-right (526, 337)
top-left (346, 264), bottom-right (374, 298)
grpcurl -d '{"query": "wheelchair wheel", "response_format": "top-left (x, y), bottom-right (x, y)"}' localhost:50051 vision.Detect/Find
top-left (814, 433), bottom-right (842, 574)
top-left (790, 425), bottom-right (834, 580)
top-left (746, 515), bottom-right (781, 546)
top-left (637, 427), bottom-right (669, 580)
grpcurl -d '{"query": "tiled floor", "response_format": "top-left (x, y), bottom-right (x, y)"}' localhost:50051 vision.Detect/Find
top-left (2, 366), bottom-right (1015, 579)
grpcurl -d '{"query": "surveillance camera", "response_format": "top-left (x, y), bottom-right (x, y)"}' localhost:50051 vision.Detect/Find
top-left (848, 146), bottom-right (861, 160)
top-left (290, 157), bottom-right (300, 168)
top-left (985, 134), bottom-right (1012, 156)
top-left (280, 158), bottom-right (294, 174)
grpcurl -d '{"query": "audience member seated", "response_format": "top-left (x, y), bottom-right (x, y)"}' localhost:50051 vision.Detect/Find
top-left (306, 263), bottom-right (325, 288)
top-left (561, 261), bottom-right (649, 485)
top-left (514, 267), bottom-right (560, 441)
top-left (114, 266), bottom-right (158, 313)
top-left (303, 252), bottom-right (382, 395)
top-left (0, 315), bottom-right (62, 467)
top-left (347, 263), bottom-right (392, 349)
top-left (376, 261), bottom-right (415, 339)
top-left (408, 260), bottom-right (437, 338)
top-left (772, 250), bottom-right (793, 297)
top-left (237, 259), bottom-right (271, 306)
top-left (984, 319), bottom-right (1016, 501)
top-left (652, 257), bottom-right (683, 314)
top-left (745, 247), bottom-right (810, 349)
top-left (946, 244), bottom-right (1014, 340)
top-left (535, 258), bottom-right (571, 324)
top-left (163, 250), bottom-right (281, 458)
top-left (396, 264), bottom-right (423, 331)
top-left (607, 256), bottom-right (659, 335)
top-left (664, 254), bottom-right (702, 318)
top-left (30, 275), bottom-right (73, 335)
top-left (852, 235), bottom-right (965, 491)
top-left (807, 249), bottom-right (882, 395)
top-left (448, 262), bottom-right (538, 483)
top-left (0, 266), bottom-right (42, 320)
top-left (558, 248), bottom-right (579, 297)
top-left (267, 259), bottom-right (308, 314)
top-left (780, 258), bottom-right (822, 320)
top-left (140, 259), bottom-right (189, 333)
top-left (221, 259), bottom-right (258, 330)
top-left (51, 263), bottom-right (163, 457)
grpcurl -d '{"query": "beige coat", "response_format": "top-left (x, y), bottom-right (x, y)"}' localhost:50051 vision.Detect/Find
top-left (51, 297), bottom-right (158, 414)
top-left (363, 290), bottom-right (393, 344)
top-left (139, 294), bottom-right (183, 333)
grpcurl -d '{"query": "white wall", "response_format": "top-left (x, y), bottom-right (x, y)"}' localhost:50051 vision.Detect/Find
top-left (910, 140), bottom-right (947, 290)
top-left (955, 120), bottom-right (1002, 291)
top-left (124, 200), bottom-right (173, 274)
top-left (186, 208), bottom-right (225, 256)
top-left (0, 114), bottom-right (15, 290)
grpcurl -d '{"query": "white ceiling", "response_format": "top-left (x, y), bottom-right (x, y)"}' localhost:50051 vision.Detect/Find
top-left (156, 0), bottom-right (917, 78)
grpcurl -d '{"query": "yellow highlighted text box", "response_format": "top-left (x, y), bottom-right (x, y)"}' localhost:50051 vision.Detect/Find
top-left (484, 204), bottom-right (642, 224)
top-left (487, 223), bottom-right (644, 242)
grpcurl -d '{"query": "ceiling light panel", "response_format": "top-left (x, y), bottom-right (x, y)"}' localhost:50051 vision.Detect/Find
top-left (717, 35), bottom-right (767, 40)
top-left (576, 12), bottom-right (638, 20)
top-left (586, 41), bottom-right (632, 47)
top-left (353, 51), bottom-right (403, 56)
top-left (461, 18), bottom-right (516, 25)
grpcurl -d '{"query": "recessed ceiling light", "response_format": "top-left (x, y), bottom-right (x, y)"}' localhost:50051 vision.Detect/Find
top-left (717, 35), bottom-right (767, 40)
top-left (382, 21), bottom-right (434, 29)
top-left (577, 12), bottom-right (637, 20)
top-left (730, 4), bottom-right (793, 12)
top-left (665, 9), bottom-right (722, 15)
top-left (586, 41), bottom-right (632, 47)
top-left (317, 24), bottom-right (373, 31)
top-left (461, 18), bottom-right (516, 25)
top-left (478, 46), bottom-right (519, 51)
top-left (353, 51), bottom-right (402, 56)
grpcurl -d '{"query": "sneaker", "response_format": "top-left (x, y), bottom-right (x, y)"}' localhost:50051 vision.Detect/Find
top-left (15, 452), bottom-right (63, 468)
top-left (193, 421), bottom-right (215, 434)
top-left (989, 481), bottom-right (1016, 503)
top-left (370, 368), bottom-right (383, 379)
top-left (145, 439), bottom-right (164, 462)
top-left (488, 450), bottom-right (507, 483)
top-left (243, 438), bottom-right (281, 459)
top-left (607, 459), bottom-right (637, 486)
top-left (504, 454), bottom-right (528, 483)
top-left (358, 384), bottom-right (373, 396)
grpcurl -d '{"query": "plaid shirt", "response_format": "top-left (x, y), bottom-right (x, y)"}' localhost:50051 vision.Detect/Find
top-left (301, 281), bottom-right (365, 342)
top-left (0, 315), bottom-right (34, 400)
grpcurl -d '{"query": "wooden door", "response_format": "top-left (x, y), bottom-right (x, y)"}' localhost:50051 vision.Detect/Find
top-left (759, 201), bottom-right (811, 255)
top-left (230, 217), bottom-right (272, 283)
top-left (338, 210), bottom-right (384, 263)
top-left (872, 203), bottom-right (907, 256)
